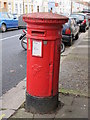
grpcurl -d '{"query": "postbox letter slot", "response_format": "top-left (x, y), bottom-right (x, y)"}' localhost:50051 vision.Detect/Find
top-left (31, 30), bottom-right (46, 36)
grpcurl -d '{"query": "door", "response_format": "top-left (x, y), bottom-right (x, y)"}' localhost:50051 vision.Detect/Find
top-left (70, 19), bottom-right (76, 36)
top-left (73, 19), bottom-right (78, 36)
top-left (8, 13), bottom-right (18, 27)
top-left (2, 13), bottom-right (12, 28)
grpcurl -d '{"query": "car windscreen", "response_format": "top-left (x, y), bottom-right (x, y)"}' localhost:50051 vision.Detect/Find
top-left (8, 13), bottom-right (14, 19)
top-left (87, 14), bottom-right (90, 19)
top-left (13, 14), bottom-right (17, 19)
top-left (70, 14), bottom-right (84, 21)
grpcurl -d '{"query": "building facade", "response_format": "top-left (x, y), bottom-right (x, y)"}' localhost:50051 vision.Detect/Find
top-left (8, 0), bottom-right (13, 13)
top-left (13, 0), bottom-right (23, 15)
top-left (59, 0), bottom-right (71, 16)
top-left (0, 0), bottom-right (8, 12)
top-left (0, 0), bottom-right (89, 16)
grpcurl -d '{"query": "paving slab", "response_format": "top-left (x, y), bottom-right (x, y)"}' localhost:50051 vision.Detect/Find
top-left (1, 109), bottom-right (15, 119)
top-left (72, 96), bottom-right (88, 114)
top-left (2, 80), bottom-right (25, 110)
top-left (55, 105), bottom-right (88, 118)
top-left (11, 108), bottom-right (33, 118)
top-left (55, 96), bottom-right (88, 118)
top-left (34, 113), bottom-right (55, 119)
top-left (58, 94), bottom-right (74, 106)
top-left (78, 41), bottom-right (88, 45)
top-left (71, 47), bottom-right (88, 54)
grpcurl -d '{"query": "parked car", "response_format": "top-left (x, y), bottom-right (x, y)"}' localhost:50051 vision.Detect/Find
top-left (0, 12), bottom-right (18, 32)
top-left (86, 13), bottom-right (90, 25)
top-left (82, 9), bottom-right (90, 13)
top-left (70, 13), bottom-right (89, 32)
top-left (18, 14), bottom-right (26, 29)
top-left (82, 10), bottom-right (90, 25)
top-left (84, 11), bottom-right (90, 26)
top-left (13, 13), bottom-right (18, 19)
top-left (62, 17), bottom-right (79, 46)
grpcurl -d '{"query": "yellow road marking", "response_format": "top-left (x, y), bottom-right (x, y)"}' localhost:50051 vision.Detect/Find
top-left (0, 114), bottom-right (5, 120)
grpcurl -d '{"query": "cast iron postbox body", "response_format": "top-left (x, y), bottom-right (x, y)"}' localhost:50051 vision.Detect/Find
top-left (23, 12), bottom-right (68, 113)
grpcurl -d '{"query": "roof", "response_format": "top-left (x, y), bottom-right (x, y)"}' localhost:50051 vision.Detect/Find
top-left (23, 12), bottom-right (68, 24)
top-left (23, 12), bottom-right (68, 20)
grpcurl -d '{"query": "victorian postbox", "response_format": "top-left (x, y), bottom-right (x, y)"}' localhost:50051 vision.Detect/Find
top-left (23, 12), bottom-right (68, 113)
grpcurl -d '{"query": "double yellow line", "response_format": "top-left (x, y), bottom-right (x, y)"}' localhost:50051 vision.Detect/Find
top-left (0, 114), bottom-right (5, 120)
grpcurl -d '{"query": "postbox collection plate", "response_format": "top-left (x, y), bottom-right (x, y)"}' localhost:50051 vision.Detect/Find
top-left (32, 40), bottom-right (42, 57)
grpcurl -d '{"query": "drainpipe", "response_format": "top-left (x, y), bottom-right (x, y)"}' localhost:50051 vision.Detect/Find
top-left (71, 0), bottom-right (72, 14)
top-left (23, 0), bottom-right (24, 14)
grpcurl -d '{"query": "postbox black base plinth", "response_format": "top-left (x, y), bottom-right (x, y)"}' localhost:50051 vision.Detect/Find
top-left (26, 92), bottom-right (58, 114)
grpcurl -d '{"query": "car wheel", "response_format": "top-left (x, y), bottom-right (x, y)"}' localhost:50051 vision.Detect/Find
top-left (21, 36), bottom-right (27, 50)
top-left (68, 37), bottom-right (73, 46)
top-left (75, 33), bottom-right (79, 40)
top-left (18, 26), bottom-right (21, 29)
top-left (1, 24), bottom-right (6, 32)
top-left (61, 42), bottom-right (65, 54)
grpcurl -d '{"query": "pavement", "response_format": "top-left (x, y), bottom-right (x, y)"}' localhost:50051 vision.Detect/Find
top-left (0, 30), bottom-right (89, 119)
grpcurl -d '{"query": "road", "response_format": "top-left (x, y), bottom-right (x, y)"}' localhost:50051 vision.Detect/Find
top-left (0, 29), bottom-right (27, 94)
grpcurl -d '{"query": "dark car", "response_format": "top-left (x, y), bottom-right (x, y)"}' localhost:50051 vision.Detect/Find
top-left (62, 17), bottom-right (79, 46)
top-left (0, 12), bottom-right (18, 32)
top-left (82, 12), bottom-right (90, 26)
top-left (82, 9), bottom-right (90, 25)
top-left (86, 13), bottom-right (90, 25)
top-left (70, 13), bottom-right (89, 32)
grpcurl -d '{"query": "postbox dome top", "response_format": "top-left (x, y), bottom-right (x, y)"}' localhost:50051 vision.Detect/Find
top-left (23, 12), bottom-right (68, 24)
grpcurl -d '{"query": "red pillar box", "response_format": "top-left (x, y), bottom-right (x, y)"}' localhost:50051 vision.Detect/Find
top-left (23, 13), bottom-right (68, 113)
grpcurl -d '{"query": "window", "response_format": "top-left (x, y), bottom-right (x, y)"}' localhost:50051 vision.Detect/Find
top-left (43, 7), bottom-right (45, 12)
top-left (8, 2), bottom-right (11, 5)
top-left (87, 14), bottom-right (90, 19)
top-left (8, 13), bottom-right (14, 19)
top-left (15, 3), bottom-right (18, 13)
top-left (59, 2), bottom-right (61, 5)
top-left (29, 5), bottom-right (31, 13)
top-left (0, 1), bottom-right (1, 8)
top-left (71, 14), bottom-right (84, 21)
top-left (20, 3), bottom-right (22, 14)
top-left (31, 5), bottom-right (33, 13)
top-left (37, 6), bottom-right (39, 12)
top-left (25, 5), bottom-right (28, 13)
top-left (8, 2), bottom-right (12, 13)
top-left (4, 2), bottom-right (7, 9)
